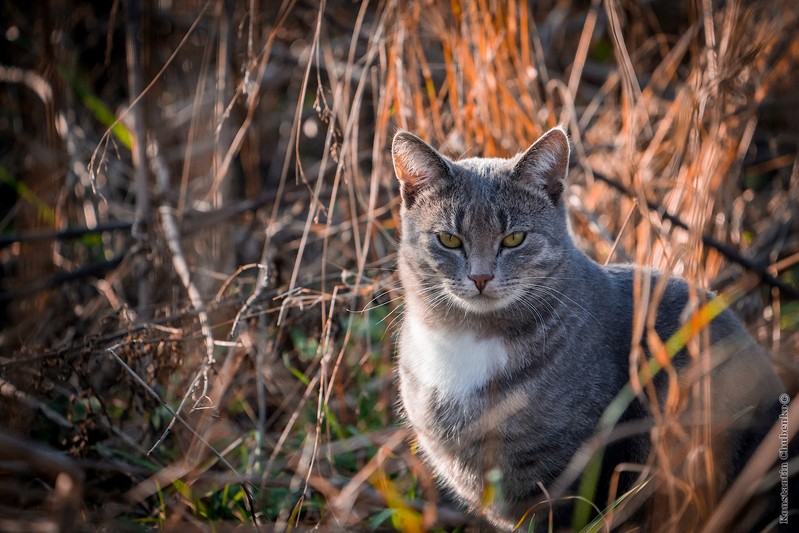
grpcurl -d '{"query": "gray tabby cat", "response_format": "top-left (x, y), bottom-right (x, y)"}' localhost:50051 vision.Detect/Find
top-left (391, 126), bottom-right (786, 530)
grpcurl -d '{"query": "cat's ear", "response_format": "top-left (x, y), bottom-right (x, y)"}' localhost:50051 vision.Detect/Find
top-left (513, 126), bottom-right (570, 204)
top-left (392, 131), bottom-right (450, 208)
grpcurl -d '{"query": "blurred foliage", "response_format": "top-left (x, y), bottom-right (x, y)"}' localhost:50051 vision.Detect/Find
top-left (0, 0), bottom-right (798, 531)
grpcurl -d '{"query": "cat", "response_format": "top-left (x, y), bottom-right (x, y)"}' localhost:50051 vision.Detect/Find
top-left (391, 126), bottom-right (789, 531)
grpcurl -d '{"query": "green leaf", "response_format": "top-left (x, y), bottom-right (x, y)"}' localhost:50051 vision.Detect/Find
top-left (99, 445), bottom-right (159, 471)
top-left (58, 67), bottom-right (133, 150)
top-left (0, 164), bottom-right (55, 226)
top-left (781, 301), bottom-right (799, 331)
top-left (579, 481), bottom-right (650, 533)
top-left (172, 479), bottom-right (207, 518)
top-left (288, 366), bottom-right (310, 386)
top-left (367, 508), bottom-right (396, 530)
top-left (572, 295), bottom-right (731, 529)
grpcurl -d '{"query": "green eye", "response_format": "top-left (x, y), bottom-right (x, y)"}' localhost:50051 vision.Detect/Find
top-left (501, 232), bottom-right (526, 248)
top-left (438, 232), bottom-right (463, 249)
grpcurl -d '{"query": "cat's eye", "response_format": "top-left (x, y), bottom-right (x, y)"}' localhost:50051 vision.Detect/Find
top-left (501, 232), bottom-right (526, 248)
top-left (438, 232), bottom-right (463, 249)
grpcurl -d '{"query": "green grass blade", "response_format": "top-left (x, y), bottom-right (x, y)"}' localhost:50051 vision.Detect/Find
top-left (58, 67), bottom-right (133, 150)
top-left (572, 295), bottom-right (732, 529)
top-left (0, 164), bottom-right (55, 226)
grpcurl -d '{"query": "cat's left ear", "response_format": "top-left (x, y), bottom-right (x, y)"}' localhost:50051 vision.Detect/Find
top-left (513, 126), bottom-right (570, 204)
top-left (392, 131), bottom-right (451, 208)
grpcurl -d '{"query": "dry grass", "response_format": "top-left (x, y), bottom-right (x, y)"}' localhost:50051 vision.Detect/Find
top-left (1, 0), bottom-right (799, 531)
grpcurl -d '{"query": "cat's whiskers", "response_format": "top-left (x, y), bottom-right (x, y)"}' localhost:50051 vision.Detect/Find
top-left (525, 289), bottom-right (573, 335)
top-left (418, 289), bottom-right (453, 323)
top-left (438, 291), bottom-right (461, 320)
top-left (521, 278), bottom-right (602, 326)
top-left (350, 280), bottom-right (411, 333)
top-left (519, 284), bottom-right (564, 321)
top-left (509, 293), bottom-right (550, 350)
top-left (413, 283), bottom-right (444, 296)
top-left (519, 285), bottom-right (566, 334)
top-left (402, 280), bottom-right (441, 299)
top-left (383, 307), bottom-right (406, 334)
top-left (357, 292), bottom-right (404, 314)
top-left (415, 287), bottom-right (450, 313)
top-left (368, 298), bottom-right (404, 330)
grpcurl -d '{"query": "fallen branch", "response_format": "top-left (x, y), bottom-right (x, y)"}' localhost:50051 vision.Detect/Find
top-left (0, 220), bottom-right (132, 248)
top-left (589, 169), bottom-right (799, 300)
top-left (0, 190), bottom-right (280, 303)
top-left (0, 377), bottom-right (72, 428)
top-left (0, 254), bottom-right (125, 304)
top-left (148, 139), bottom-right (217, 455)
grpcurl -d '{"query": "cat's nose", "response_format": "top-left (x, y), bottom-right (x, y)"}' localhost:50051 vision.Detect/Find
top-left (469, 273), bottom-right (494, 292)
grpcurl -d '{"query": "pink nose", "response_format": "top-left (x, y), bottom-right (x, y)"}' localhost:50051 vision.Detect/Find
top-left (469, 274), bottom-right (494, 292)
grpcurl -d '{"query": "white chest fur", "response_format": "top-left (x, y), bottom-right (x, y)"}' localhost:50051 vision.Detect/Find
top-left (400, 314), bottom-right (509, 403)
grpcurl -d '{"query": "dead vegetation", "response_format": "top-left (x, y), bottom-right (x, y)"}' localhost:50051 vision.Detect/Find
top-left (1, 0), bottom-right (798, 531)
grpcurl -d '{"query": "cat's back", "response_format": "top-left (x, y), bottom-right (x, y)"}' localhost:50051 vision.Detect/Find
top-left (601, 262), bottom-right (761, 351)
top-left (602, 261), bottom-right (782, 429)
top-left (601, 263), bottom-right (690, 338)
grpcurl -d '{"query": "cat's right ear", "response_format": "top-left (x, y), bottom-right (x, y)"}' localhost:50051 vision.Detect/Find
top-left (392, 131), bottom-right (450, 208)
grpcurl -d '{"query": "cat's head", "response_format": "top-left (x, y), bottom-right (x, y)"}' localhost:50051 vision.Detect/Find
top-left (392, 127), bottom-right (573, 314)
